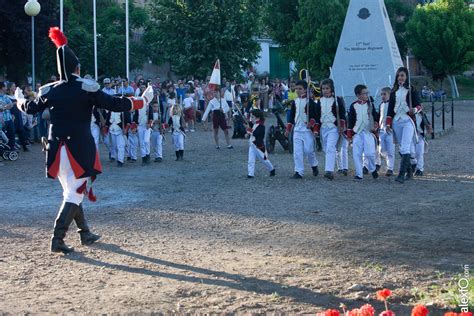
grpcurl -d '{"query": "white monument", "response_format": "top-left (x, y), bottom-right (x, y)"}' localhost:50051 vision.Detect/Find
top-left (332, 0), bottom-right (403, 100)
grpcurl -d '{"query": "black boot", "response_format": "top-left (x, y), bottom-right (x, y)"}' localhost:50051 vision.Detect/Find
top-left (75, 204), bottom-right (101, 246)
top-left (312, 166), bottom-right (319, 177)
top-left (395, 154), bottom-right (409, 184)
top-left (51, 202), bottom-right (78, 254)
top-left (406, 163), bottom-right (415, 180)
top-left (179, 150), bottom-right (184, 160)
top-left (175, 151), bottom-right (180, 161)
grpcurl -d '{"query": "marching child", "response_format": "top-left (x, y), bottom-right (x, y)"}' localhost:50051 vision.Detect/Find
top-left (168, 104), bottom-right (186, 161)
top-left (378, 87), bottom-right (395, 176)
top-left (346, 84), bottom-right (379, 180)
top-left (127, 122), bottom-right (139, 162)
top-left (107, 110), bottom-right (130, 167)
top-left (313, 79), bottom-right (346, 180)
top-left (133, 99), bottom-right (152, 164)
top-left (285, 80), bottom-right (319, 179)
top-left (150, 102), bottom-right (164, 162)
top-left (183, 92), bottom-right (196, 132)
top-left (411, 111), bottom-right (431, 176)
top-left (246, 109), bottom-right (275, 178)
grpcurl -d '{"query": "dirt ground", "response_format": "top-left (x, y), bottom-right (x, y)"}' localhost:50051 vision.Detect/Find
top-left (0, 102), bottom-right (473, 315)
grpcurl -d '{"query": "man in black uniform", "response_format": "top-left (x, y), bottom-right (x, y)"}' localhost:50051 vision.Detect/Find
top-left (15, 27), bottom-right (148, 254)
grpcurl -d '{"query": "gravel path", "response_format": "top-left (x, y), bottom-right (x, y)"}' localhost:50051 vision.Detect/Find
top-left (1, 102), bottom-right (473, 314)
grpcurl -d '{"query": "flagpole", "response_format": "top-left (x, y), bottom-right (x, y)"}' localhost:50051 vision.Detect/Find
top-left (125, 0), bottom-right (130, 80)
top-left (60, 0), bottom-right (63, 31)
top-left (93, 0), bottom-right (98, 81)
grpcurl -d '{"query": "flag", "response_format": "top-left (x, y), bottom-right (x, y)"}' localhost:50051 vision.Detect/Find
top-left (208, 59), bottom-right (221, 91)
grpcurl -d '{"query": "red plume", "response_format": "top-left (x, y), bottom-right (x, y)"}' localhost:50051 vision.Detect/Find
top-left (48, 27), bottom-right (68, 48)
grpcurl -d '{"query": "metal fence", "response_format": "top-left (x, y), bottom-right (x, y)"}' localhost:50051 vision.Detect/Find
top-left (423, 95), bottom-right (454, 139)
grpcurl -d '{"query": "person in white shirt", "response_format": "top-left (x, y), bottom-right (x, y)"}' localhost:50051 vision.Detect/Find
top-left (150, 102), bottom-right (164, 162)
top-left (378, 87), bottom-right (395, 176)
top-left (346, 85), bottom-right (379, 180)
top-left (202, 89), bottom-right (233, 149)
top-left (183, 92), bottom-right (195, 132)
top-left (168, 104), bottom-right (186, 160)
top-left (385, 67), bottom-right (422, 183)
top-left (284, 80), bottom-right (319, 178)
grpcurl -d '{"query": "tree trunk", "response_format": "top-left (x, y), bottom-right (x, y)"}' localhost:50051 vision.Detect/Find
top-left (447, 75), bottom-right (460, 99)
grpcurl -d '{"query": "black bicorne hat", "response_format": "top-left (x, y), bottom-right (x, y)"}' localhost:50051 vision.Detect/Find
top-left (49, 27), bottom-right (79, 82)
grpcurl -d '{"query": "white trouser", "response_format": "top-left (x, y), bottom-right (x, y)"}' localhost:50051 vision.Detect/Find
top-left (172, 132), bottom-right (185, 151)
top-left (411, 134), bottom-right (425, 171)
top-left (321, 127), bottom-right (339, 172)
top-left (138, 126), bottom-right (151, 157)
top-left (151, 131), bottom-right (163, 158)
top-left (337, 137), bottom-right (349, 170)
top-left (353, 131), bottom-right (376, 178)
top-left (102, 132), bottom-right (111, 154)
top-left (248, 144), bottom-right (274, 177)
top-left (293, 129), bottom-right (318, 175)
top-left (127, 132), bottom-right (138, 160)
top-left (110, 133), bottom-right (125, 162)
top-left (57, 146), bottom-right (87, 205)
top-left (379, 130), bottom-right (395, 170)
top-left (393, 117), bottom-right (414, 155)
top-left (91, 124), bottom-right (100, 149)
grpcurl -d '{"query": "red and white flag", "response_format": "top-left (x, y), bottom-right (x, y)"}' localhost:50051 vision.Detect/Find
top-left (208, 59), bottom-right (221, 91)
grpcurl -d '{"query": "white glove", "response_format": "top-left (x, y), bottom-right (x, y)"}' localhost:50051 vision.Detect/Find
top-left (15, 87), bottom-right (26, 102)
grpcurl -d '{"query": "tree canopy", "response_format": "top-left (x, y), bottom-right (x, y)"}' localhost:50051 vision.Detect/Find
top-left (147, 0), bottom-right (262, 80)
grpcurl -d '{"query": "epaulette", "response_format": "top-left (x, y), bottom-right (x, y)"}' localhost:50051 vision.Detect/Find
top-left (38, 81), bottom-right (62, 97)
top-left (77, 77), bottom-right (100, 93)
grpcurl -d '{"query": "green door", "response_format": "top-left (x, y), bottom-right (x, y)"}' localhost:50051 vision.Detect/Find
top-left (269, 47), bottom-right (289, 79)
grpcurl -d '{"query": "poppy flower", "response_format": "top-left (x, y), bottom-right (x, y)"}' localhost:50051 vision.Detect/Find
top-left (325, 309), bottom-right (340, 316)
top-left (380, 311), bottom-right (395, 316)
top-left (411, 305), bottom-right (429, 316)
top-left (459, 313), bottom-right (473, 316)
top-left (376, 289), bottom-right (392, 301)
top-left (444, 313), bottom-right (457, 316)
top-left (359, 304), bottom-right (375, 316)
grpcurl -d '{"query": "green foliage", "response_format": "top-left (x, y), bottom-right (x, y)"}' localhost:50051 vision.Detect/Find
top-left (407, 0), bottom-right (474, 80)
top-left (385, 0), bottom-right (414, 58)
top-left (64, 0), bottom-right (150, 78)
top-left (288, 0), bottom-right (348, 79)
top-left (147, 0), bottom-right (261, 80)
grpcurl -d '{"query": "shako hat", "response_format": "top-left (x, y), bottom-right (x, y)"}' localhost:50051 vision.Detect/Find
top-left (49, 27), bottom-right (79, 82)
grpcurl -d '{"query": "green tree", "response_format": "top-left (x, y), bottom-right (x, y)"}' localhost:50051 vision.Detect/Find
top-left (385, 0), bottom-right (414, 59)
top-left (288, 0), bottom-right (348, 79)
top-left (147, 0), bottom-right (261, 80)
top-left (407, 0), bottom-right (474, 97)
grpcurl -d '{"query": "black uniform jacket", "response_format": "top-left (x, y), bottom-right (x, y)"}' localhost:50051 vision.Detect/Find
top-left (20, 75), bottom-right (133, 179)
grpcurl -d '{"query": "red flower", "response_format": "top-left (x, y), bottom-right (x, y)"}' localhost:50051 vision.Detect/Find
top-left (444, 313), bottom-right (457, 316)
top-left (376, 289), bottom-right (392, 301)
top-left (459, 313), bottom-right (473, 316)
top-left (411, 305), bottom-right (429, 316)
top-left (348, 309), bottom-right (361, 316)
top-left (325, 309), bottom-right (340, 316)
top-left (380, 311), bottom-right (395, 316)
top-left (360, 304), bottom-right (375, 316)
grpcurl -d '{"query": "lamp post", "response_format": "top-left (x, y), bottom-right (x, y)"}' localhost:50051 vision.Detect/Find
top-left (24, 0), bottom-right (41, 90)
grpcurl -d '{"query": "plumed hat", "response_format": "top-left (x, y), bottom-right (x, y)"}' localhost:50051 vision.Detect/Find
top-left (49, 27), bottom-right (79, 82)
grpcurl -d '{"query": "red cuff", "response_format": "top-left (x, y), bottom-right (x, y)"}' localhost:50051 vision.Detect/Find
top-left (386, 116), bottom-right (393, 127)
top-left (415, 105), bottom-right (422, 113)
top-left (346, 129), bottom-right (354, 139)
top-left (162, 123), bottom-right (169, 129)
top-left (313, 123), bottom-right (320, 134)
top-left (246, 127), bottom-right (253, 133)
top-left (286, 123), bottom-right (293, 133)
top-left (309, 118), bottom-right (316, 128)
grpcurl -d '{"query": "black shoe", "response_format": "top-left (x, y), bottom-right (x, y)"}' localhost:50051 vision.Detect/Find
top-left (154, 157), bottom-right (163, 163)
top-left (386, 170), bottom-right (394, 177)
top-left (117, 161), bottom-right (124, 167)
top-left (415, 170), bottom-right (423, 176)
top-left (376, 164), bottom-right (381, 172)
top-left (127, 157), bottom-right (131, 161)
top-left (216, 146), bottom-right (220, 150)
top-left (312, 166), bottom-right (319, 177)
top-left (130, 158), bottom-right (137, 163)
top-left (342, 169), bottom-right (348, 176)
top-left (109, 157), bottom-right (115, 162)
top-left (363, 166), bottom-right (369, 175)
top-left (354, 176), bottom-right (363, 180)
top-left (269, 169), bottom-right (276, 177)
top-left (372, 170), bottom-right (379, 179)
top-left (324, 171), bottom-right (334, 180)
top-left (293, 172), bottom-right (303, 179)
top-left (227, 145), bottom-right (234, 149)
top-left (51, 202), bottom-right (78, 254)
top-left (405, 164), bottom-right (414, 180)
top-left (337, 169), bottom-right (344, 174)
top-left (247, 175), bottom-right (254, 179)
top-left (74, 204), bottom-right (101, 246)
